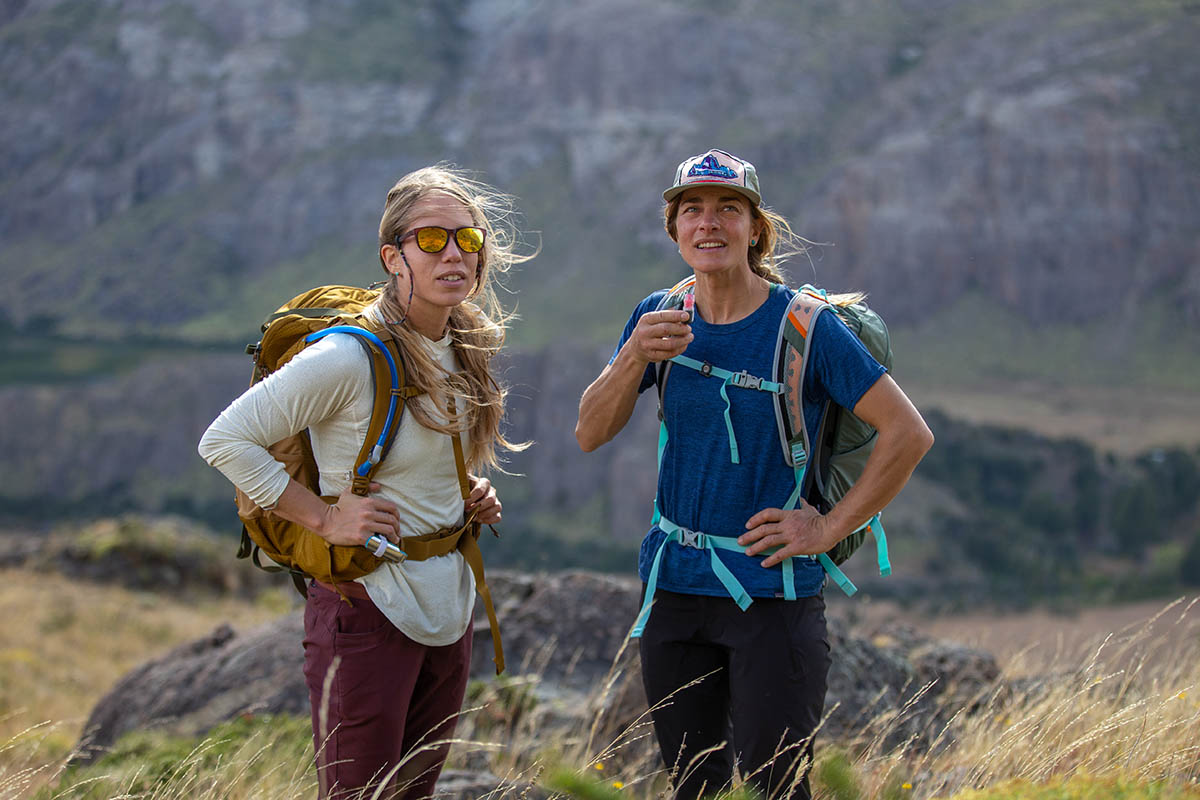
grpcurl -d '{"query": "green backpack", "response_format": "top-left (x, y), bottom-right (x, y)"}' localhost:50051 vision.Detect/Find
top-left (651, 277), bottom-right (894, 596)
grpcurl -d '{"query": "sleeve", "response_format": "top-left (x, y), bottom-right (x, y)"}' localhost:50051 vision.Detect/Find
top-left (197, 334), bottom-right (370, 509)
top-left (608, 290), bottom-right (668, 394)
top-left (807, 309), bottom-right (888, 413)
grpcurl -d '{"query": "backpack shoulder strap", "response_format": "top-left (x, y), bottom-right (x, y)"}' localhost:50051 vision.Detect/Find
top-left (772, 285), bottom-right (836, 468)
top-left (304, 322), bottom-right (419, 495)
top-left (653, 276), bottom-right (696, 417)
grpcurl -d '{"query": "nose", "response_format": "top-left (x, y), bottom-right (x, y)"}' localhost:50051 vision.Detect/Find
top-left (441, 237), bottom-right (464, 261)
top-left (698, 207), bottom-right (721, 229)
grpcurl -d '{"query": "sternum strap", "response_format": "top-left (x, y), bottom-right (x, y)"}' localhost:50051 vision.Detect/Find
top-left (667, 355), bottom-right (782, 465)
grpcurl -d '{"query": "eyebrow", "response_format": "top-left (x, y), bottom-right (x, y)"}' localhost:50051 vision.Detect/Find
top-left (681, 193), bottom-right (746, 206)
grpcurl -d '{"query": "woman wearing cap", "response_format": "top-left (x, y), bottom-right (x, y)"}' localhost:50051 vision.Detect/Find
top-left (576, 149), bottom-right (933, 799)
top-left (200, 165), bottom-right (530, 800)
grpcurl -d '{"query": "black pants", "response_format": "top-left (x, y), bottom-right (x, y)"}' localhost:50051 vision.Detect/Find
top-left (638, 589), bottom-right (831, 800)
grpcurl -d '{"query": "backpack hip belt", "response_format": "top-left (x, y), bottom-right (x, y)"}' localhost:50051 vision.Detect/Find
top-left (399, 508), bottom-right (505, 676)
top-left (629, 514), bottom-right (858, 639)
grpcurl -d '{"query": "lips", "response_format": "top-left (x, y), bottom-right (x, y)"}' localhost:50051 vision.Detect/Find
top-left (695, 241), bottom-right (726, 250)
top-left (436, 271), bottom-right (468, 283)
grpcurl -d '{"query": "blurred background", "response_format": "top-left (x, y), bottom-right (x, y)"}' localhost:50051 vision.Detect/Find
top-left (1, 0), bottom-right (1198, 612)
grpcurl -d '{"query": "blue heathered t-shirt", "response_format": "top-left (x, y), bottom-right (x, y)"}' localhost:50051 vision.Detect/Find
top-left (611, 283), bottom-right (887, 599)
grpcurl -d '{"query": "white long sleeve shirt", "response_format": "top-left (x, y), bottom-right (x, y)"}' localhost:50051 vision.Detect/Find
top-left (198, 321), bottom-right (474, 645)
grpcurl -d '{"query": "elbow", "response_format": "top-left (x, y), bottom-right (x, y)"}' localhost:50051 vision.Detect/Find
top-left (197, 425), bottom-right (218, 466)
top-left (910, 419), bottom-right (934, 462)
top-left (197, 420), bottom-right (237, 468)
top-left (575, 424), bottom-right (602, 453)
top-left (883, 415), bottom-right (933, 468)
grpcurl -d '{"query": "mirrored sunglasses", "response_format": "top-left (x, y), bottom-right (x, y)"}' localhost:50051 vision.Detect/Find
top-left (397, 226), bottom-right (486, 254)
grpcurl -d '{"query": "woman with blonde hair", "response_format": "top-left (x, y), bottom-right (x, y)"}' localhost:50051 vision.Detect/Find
top-left (200, 165), bottom-right (529, 799)
top-left (577, 149), bottom-right (933, 799)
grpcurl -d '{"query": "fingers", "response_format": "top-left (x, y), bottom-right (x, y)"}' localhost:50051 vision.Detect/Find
top-left (466, 477), bottom-right (491, 504)
top-left (739, 506), bottom-right (827, 565)
top-left (632, 310), bottom-right (693, 362)
top-left (744, 507), bottom-right (785, 531)
top-left (741, 525), bottom-right (782, 557)
top-left (476, 504), bottom-right (502, 525)
top-left (332, 487), bottom-right (402, 545)
top-left (367, 505), bottom-right (401, 541)
top-left (762, 545), bottom-right (799, 569)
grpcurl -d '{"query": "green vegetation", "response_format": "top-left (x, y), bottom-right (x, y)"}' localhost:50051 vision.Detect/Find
top-left (911, 410), bottom-right (1200, 609)
top-left (891, 292), bottom-right (1200, 394)
top-left (0, 330), bottom-right (225, 386)
top-left (939, 774), bottom-right (1200, 799)
top-left (37, 714), bottom-right (313, 800)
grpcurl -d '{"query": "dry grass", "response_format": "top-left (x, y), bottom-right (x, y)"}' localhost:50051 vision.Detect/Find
top-left (846, 597), bottom-right (1200, 799)
top-left (0, 567), bottom-right (287, 795)
top-left (1, 571), bottom-right (1197, 799)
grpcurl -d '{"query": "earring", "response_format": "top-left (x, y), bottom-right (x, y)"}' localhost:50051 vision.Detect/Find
top-left (750, 238), bottom-right (758, 246)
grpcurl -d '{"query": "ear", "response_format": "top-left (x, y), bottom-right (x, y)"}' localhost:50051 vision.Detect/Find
top-left (381, 243), bottom-right (403, 275)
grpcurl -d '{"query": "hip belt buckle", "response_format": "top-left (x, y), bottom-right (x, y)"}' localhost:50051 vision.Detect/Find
top-left (678, 527), bottom-right (707, 549)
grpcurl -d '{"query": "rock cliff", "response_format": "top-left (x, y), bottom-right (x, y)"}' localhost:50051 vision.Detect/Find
top-left (1, 0), bottom-right (1197, 340)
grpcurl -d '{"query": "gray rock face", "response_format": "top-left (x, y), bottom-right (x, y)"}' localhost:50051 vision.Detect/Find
top-left (75, 570), bottom-right (999, 771)
top-left (74, 616), bottom-right (309, 763)
top-left (1, 0), bottom-right (1197, 334)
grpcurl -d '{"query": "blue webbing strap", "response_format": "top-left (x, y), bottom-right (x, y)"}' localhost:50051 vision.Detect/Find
top-left (667, 355), bottom-right (782, 465)
top-left (781, 460), bottom-right (858, 597)
top-left (631, 517), bottom-right (755, 639)
top-left (305, 326), bottom-right (400, 477)
top-left (868, 514), bottom-right (891, 576)
top-left (817, 552), bottom-right (857, 596)
top-left (650, 421), bottom-right (668, 526)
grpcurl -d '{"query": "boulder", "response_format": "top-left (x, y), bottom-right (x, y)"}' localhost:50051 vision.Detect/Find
top-left (76, 570), bottom-right (1000, 768)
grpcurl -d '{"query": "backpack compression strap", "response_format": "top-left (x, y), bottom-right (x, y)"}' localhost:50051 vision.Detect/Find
top-left (447, 396), bottom-right (504, 675)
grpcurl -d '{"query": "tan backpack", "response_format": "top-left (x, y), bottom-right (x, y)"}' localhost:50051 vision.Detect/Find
top-left (235, 284), bottom-right (505, 673)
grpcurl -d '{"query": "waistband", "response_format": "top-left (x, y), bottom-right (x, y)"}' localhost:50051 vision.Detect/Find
top-left (313, 578), bottom-right (371, 601)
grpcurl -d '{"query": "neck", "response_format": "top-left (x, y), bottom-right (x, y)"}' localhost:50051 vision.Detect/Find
top-left (405, 305), bottom-right (452, 341)
top-left (692, 267), bottom-right (771, 325)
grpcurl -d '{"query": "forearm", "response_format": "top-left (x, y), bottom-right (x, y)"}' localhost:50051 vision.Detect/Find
top-left (822, 418), bottom-right (933, 541)
top-left (575, 344), bottom-right (649, 451)
top-left (270, 477), bottom-right (334, 536)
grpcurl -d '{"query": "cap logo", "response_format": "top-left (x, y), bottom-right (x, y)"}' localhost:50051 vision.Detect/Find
top-left (687, 154), bottom-right (738, 180)
top-left (664, 148), bottom-right (761, 204)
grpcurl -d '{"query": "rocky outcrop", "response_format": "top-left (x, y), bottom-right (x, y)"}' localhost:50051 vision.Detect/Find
top-left (74, 570), bottom-right (999, 769)
top-left (1, 1), bottom-right (1196, 336)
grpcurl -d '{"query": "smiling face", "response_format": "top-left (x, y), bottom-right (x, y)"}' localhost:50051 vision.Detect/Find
top-left (669, 186), bottom-right (763, 277)
top-left (380, 192), bottom-right (481, 337)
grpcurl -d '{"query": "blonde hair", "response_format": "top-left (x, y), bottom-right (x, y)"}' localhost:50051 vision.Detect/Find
top-left (663, 197), bottom-right (865, 306)
top-left (374, 165), bottom-right (532, 471)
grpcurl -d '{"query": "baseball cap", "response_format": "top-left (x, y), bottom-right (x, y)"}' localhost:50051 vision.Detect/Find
top-left (662, 148), bottom-right (761, 206)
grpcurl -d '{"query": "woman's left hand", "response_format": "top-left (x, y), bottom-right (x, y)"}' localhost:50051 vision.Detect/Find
top-left (465, 475), bottom-right (502, 525)
top-left (739, 504), bottom-right (840, 568)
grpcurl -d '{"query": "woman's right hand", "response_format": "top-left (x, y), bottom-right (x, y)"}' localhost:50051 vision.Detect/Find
top-left (624, 310), bottom-right (693, 364)
top-left (317, 483), bottom-right (402, 547)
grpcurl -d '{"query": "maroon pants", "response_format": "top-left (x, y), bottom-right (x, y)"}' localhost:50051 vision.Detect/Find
top-left (302, 581), bottom-right (472, 800)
